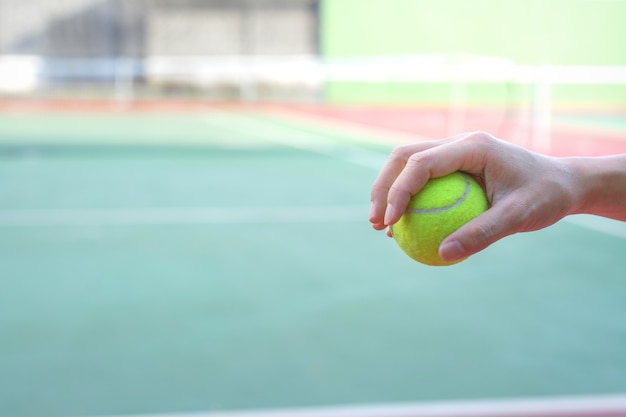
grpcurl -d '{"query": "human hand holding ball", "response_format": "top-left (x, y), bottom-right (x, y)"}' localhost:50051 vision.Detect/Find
top-left (369, 132), bottom-right (587, 266)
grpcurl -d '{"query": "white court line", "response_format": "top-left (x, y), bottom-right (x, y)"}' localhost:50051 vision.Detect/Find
top-left (0, 205), bottom-right (368, 227)
top-left (268, 107), bottom-right (431, 146)
top-left (88, 394), bottom-right (626, 417)
top-left (204, 112), bottom-right (391, 170)
top-left (564, 214), bottom-right (626, 239)
top-left (216, 114), bottom-right (626, 239)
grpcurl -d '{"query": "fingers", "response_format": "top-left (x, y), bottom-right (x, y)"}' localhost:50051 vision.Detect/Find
top-left (372, 133), bottom-right (495, 228)
top-left (369, 134), bottom-right (475, 230)
top-left (369, 147), bottom-right (410, 230)
top-left (369, 141), bottom-right (441, 229)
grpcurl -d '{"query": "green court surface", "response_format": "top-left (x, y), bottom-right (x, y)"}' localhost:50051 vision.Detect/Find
top-left (1, 111), bottom-right (625, 417)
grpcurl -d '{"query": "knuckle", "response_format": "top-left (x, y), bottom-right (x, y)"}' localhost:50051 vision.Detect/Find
top-left (370, 183), bottom-right (389, 200)
top-left (388, 144), bottom-right (414, 163)
top-left (458, 217), bottom-right (502, 256)
top-left (406, 150), bottom-right (433, 168)
top-left (387, 181), bottom-right (411, 200)
top-left (474, 222), bottom-right (496, 247)
top-left (467, 221), bottom-right (494, 249)
top-left (463, 131), bottom-right (496, 148)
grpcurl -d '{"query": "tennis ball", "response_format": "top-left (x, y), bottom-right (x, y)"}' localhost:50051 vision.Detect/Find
top-left (391, 171), bottom-right (488, 266)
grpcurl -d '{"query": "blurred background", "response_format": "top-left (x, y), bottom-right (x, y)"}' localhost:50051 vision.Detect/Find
top-left (0, 0), bottom-right (320, 102)
top-left (1, 0), bottom-right (625, 151)
top-left (1, 1), bottom-right (626, 417)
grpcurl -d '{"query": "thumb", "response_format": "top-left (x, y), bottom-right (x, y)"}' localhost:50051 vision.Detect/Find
top-left (438, 202), bottom-right (520, 262)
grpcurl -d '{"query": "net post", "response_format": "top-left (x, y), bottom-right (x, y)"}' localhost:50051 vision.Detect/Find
top-left (530, 65), bottom-right (552, 154)
top-left (448, 78), bottom-right (467, 136)
top-left (114, 56), bottom-right (135, 106)
top-left (238, 56), bottom-right (258, 103)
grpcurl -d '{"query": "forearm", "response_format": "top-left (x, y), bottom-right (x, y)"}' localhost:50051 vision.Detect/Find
top-left (566, 154), bottom-right (626, 221)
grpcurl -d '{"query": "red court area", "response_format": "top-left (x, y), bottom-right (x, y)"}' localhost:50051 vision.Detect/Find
top-left (278, 105), bottom-right (626, 157)
top-left (1, 100), bottom-right (625, 157)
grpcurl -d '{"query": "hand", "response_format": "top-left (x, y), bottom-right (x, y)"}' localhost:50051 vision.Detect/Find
top-left (369, 132), bottom-right (577, 263)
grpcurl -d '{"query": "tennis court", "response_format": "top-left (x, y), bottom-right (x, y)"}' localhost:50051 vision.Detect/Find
top-left (2, 0), bottom-right (626, 416)
top-left (1, 105), bottom-right (626, 417)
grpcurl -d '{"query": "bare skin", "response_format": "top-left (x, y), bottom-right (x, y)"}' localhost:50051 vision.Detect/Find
top-left (369, 131), bottom-right (626, 263)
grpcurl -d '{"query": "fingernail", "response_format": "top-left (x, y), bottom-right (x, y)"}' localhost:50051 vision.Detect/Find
top-left (383, 203), bottom-right (395, 225)
top-left (439, 240), bottom-right (465, 261)
top-left (368, 202), bottom-right (376, 221)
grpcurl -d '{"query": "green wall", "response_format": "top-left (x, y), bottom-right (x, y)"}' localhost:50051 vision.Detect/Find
top-left (320, 0), bottom-right (626, 105)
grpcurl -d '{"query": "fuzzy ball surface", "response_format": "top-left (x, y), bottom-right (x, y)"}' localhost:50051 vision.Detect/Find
top-left (391, 171), bottom-right (488, 266)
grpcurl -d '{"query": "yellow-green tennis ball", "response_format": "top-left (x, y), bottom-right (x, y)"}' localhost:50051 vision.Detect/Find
top-left (391, 171), bottom-right (488, 266)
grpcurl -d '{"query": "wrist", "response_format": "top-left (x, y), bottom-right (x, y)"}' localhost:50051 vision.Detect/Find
top-left (564, 155), bottom-right (626, 220)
